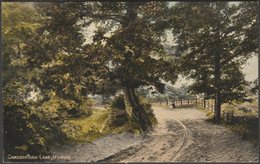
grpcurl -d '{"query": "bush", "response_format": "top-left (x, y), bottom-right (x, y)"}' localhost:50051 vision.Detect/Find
top-left (222, 103), bottom-right (235, 113)
top-left (110, 94), bottom-right (125, 110)
top-left (231, 115), bottom-right (258, 142)
top-left (79, 98), bottom-right (94, 117)
top-left (4, 104), bottom-right (54, 161)
top-left (142, 102), bottom-right (157, 125)
top-left (108, 94), bottom-right (157, 132)
top-left (138, 95), bottom-right (157, 126)
top-left (4, 96), bottom-right (85, 161)
top-left (109, 109), bottom-right (129, 127)
top-left (109, 95), bottom-right (128, 127)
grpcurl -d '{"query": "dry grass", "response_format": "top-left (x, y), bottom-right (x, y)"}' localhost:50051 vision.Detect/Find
top-left (62, 109), bottom-right (130, 143)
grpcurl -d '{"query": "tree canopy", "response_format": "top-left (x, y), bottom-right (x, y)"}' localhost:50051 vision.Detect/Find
top-left (170, 2), bottom-right (257, 121)
top-left (2, 2), bottom-right (257, 159)
top-left (25, 2), bottom-right (179, 131)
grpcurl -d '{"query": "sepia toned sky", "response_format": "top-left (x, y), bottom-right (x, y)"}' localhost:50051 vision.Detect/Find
top-left (242, 55), bottom-right (258, 82)
top-left (173, 55), bottom-right (258, 88)
top-left (82, 2), bottom-right (258, 88)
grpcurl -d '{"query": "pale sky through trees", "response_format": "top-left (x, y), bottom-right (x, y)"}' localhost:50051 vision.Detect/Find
top-left (82, 1), bottom-right (257, 88)
top-left (83, 25), bottom-right (258, 88)
top-left (173, 55), bottom-right (258, 88)
top-left (243, 55), bottom-right (258, 82)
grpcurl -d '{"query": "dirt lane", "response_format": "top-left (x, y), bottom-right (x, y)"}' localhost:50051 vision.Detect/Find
top-left (51, 105), bottom-right (259, 162)
top-left (105, 106), bottom-right (258, 162)
top-left (176, 119), bottom-right (258, 162)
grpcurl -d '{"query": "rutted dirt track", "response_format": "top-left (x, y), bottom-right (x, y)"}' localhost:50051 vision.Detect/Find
top-left (51, 105), bottom-right (259, 162)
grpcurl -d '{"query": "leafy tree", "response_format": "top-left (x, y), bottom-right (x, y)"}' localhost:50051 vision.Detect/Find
top-left (85, 2), bottom-right (178, 131)
top-left (24, 2), bottom-right (104, 118)
top-left (170, 2), bottom-right (257, 122)
top-left (30, 2), bottom-right (178, 132)
top-left (3, 3), bottom-right (84, 158)
top-left (2, 3), bottom-right (52, 157)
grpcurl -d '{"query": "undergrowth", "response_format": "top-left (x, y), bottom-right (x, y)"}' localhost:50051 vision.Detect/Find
top-left (61, 109), bottom-right (131, 143)
top-left (199, 102), bottom-right (258, 146)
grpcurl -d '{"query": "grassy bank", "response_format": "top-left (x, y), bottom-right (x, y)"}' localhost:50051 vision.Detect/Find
top-left (62, 109), bottom-right (130, 143)
top-left (199, 100), bottom-right (258, 146)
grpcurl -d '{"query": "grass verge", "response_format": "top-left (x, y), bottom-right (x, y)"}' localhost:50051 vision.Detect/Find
top-left (61, 109), bottom-right (130, 143)
top-left (198, 106), bottom-right (258, 146)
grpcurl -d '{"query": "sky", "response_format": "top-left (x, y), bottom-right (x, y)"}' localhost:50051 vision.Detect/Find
top-left (173, 55), bottom-right (258, 88)
top-left (242, 55), bottom-right (258, 82)
top-left (84, 24), bottom-right (258, 89)
top-left (82, 1), bottom-right (258, 88)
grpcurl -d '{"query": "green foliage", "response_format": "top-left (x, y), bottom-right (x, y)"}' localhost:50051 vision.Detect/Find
top-left (4, 104), bottom-right (49, 157)
top-left (170, 2), bottom-right (257, 121)
top-left (220, 100), bottom-right (258, 144)
top-left (136, 95), bottom-right (158, 127)
top-left (108, 95), bottom-right (129, 127)
top-left (142, 102), bottom-right (158, 126)
top-left (62, 109), bottom-right (130, 143)
top-left (109, 108), bottom-right (129, 127)
top-left (80, 2), bottom-right (178, 92)
top-left (171, 2), bottom-right (256, 101)
top-left (224, 115), bottom-right (258, 145)
top-left (62, 109), bottom-right (109, 143)
top-left (3, 3), bottom-right (52, 160)
top-left (21, 2), bottom-right (179, 135)
top-left (250, 78), bottom-right (258, 94)
top-left (222, 103), bottom-right (236, 113)
top-left (41, 97), bottom-right (76, 118)
top-left (3, 3), bottom-right (95, 158)
top-left (110, 94), bottom-right (126, 110)
top-left (80, 98), bottom-right (94, 117)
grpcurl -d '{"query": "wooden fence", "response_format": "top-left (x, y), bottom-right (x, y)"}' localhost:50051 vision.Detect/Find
top-left (157, 99), bottom-right (237, 123)
top-left (167, 98), bottom-right (215, 111)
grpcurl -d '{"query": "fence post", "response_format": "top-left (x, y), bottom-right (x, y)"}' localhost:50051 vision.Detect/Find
top-left (203, 99), bottom-right (206, 108)
top-left (188, 99), bottom-right (189, 105)
top-left (180, 99), bottom-right (182, 106)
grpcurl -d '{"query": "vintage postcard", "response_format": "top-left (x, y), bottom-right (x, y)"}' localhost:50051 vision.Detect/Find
top-left (2, 1), bottom-right (259, 163)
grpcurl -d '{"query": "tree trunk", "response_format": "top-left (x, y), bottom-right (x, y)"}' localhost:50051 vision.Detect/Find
top-left (214, 45), bottom-right (221, 122)
top-left (123, 87), bottom-right (152, 132)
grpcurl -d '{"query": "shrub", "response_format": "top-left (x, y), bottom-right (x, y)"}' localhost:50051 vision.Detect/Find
top-left (4, 96), bottom-right (85, 161)
top-left (109, 95), bottom-right (128, 127)
top-left (138, 95), bottom-right (157, 126)
top-left (110, 94), bottom-right (125, 110)
top-left (79, 98), bottom-right (94, 117)
top-left (4, 104), bottom-right (54, 161)
top-left (142, 102), bottom-right (157, 125)
top-left (222, 103), bottom-right (235, 113)
top-left (108, 94), bottom-right (157, 132)
top-left (109, 108), bottom-right (129, 127)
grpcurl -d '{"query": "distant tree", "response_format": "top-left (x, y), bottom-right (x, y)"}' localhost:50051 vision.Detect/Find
top-left (251, 78), bottom-right (259, 95)
top-left (165, 85), bottom-right (195, 100)
top-left (170, 2), bottom-right (257, 122)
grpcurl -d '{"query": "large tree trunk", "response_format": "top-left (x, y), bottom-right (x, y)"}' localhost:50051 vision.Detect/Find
top-left (120, 3), bottom-right (152, 131)
top-left (214, 42), bottom-right (221, 122)
top-left (123, 87), bottom-right (152, 132)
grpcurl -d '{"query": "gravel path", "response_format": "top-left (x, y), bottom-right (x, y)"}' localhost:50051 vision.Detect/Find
top-left (51, 105), bottom-right (259, 162)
